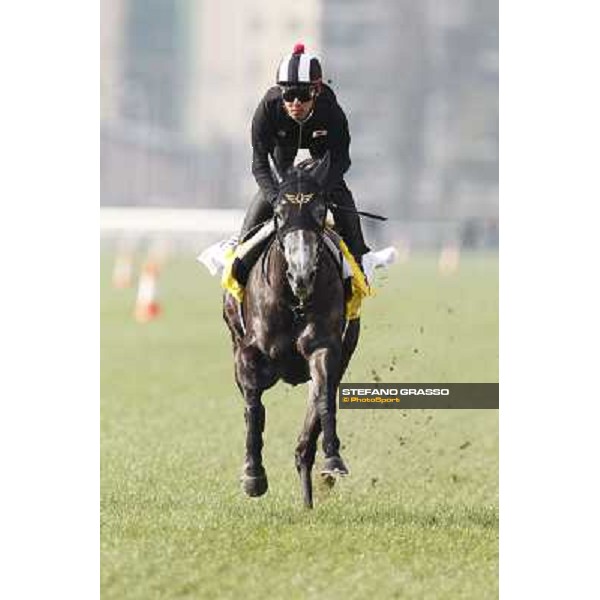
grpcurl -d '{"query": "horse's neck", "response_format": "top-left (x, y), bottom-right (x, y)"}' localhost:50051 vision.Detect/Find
top-left (263, 240), bottom-right (288, 292)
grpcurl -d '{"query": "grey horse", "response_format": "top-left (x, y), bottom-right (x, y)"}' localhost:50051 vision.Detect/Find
top-left (223, 155), bottom-right (360, 508)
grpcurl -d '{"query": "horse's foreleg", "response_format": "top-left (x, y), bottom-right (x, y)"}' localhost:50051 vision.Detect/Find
top-left (308, 347), bottom-right (349, 477)
top-left (236, 345), bottom-right (273, 498)
top-left (295, 385), bottom-right (322, 509)
top-left (340, 318), bottom-right (360, 379)
top-left (241, 390), bottom-right (268, 497)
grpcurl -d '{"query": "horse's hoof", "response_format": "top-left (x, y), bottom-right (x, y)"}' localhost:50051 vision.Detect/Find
top-left (242, 475), bottom-right (268, 497)
top-left (240, 466), bottom-right (269, 497)
top-left (321, 456), bottom-right (349, 477)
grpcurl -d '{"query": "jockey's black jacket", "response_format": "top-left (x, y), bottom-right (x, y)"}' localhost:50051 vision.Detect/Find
top-left (251, 84), bottom-right (351, 203)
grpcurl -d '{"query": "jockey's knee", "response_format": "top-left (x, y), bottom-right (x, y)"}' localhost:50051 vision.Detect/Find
top-left (328, 185), bottom-right (370, 259)
top-left (241, 190), bottom-right (274, 238)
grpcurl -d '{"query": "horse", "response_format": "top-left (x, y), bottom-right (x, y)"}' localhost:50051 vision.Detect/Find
top-left (222, 154), bottom-right (360, 508)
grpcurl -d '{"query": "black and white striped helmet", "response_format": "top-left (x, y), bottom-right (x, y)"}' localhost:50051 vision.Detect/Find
top-left (276, 43), bottom-right (322, 85)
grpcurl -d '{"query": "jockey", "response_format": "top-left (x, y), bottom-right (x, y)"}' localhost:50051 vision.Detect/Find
top-left (240, 43), bottom-right (370, 267)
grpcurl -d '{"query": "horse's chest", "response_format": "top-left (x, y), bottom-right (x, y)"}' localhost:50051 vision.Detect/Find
top-left (258, 326), bottom-right (316, 385)
top-left (264, 334), bottom-right (296, 361)
top-left (264, 323), bottom-right (326, 362)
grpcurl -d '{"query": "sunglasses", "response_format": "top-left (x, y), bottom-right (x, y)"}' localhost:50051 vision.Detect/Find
top-left (280, 86), bottom-right (315, 103)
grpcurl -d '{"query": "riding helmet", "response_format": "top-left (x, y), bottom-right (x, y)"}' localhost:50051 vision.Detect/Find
top-left (276, 43), bottom-right (322, 85)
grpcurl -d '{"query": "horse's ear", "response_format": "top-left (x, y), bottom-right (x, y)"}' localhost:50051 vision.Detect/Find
top-left (309, 151), bottom-right (331, 188)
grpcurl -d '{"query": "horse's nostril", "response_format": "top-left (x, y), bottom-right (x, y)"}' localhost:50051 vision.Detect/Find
top-left (286, 269), bottom-right (314, 296)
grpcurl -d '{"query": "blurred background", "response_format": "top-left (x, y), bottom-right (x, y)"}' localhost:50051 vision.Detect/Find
top-left (101, 0), bottom-right (498, 249)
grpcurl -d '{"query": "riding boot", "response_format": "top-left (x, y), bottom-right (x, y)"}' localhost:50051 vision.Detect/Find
top-left (240, 190), bottom-right (274, 240)
top-left (329, 182), bottom-right (370, 265)
top-left (234, 190), bottom-right (275, 286)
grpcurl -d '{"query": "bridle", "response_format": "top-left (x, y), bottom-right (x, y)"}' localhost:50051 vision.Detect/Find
top-left (272, 191), bottom-right (328, 318)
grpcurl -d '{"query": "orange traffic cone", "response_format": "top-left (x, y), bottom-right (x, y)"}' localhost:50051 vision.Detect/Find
top-left (134, 261), bottom-right (161, 323)
top-left (112, 253), bottom-right (133, 289)
top-left (438, 243), bottom-right (460, 275)
top-left (149, 238), bottom-right (171, 269)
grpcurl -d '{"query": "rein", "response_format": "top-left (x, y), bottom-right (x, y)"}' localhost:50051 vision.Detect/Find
top-left (326, 202), bottom-right (388, 222)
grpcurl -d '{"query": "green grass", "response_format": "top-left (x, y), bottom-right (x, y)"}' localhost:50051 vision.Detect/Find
top-left (101, 251), bottom-right (498, 599)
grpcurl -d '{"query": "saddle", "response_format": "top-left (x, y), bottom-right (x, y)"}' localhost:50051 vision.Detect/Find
top-left (221, 220), bottom-right (371, 321)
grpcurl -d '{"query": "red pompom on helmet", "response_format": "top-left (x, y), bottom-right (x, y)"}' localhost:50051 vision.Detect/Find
top-left (276, 43), bottom-right (322, 85)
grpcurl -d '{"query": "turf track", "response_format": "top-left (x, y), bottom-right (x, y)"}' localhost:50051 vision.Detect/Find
top-left (101, 251), bottom-right (498, 599)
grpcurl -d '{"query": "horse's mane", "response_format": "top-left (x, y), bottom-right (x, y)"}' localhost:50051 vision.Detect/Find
top-left (281, 158), bottom-right (321, 184)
